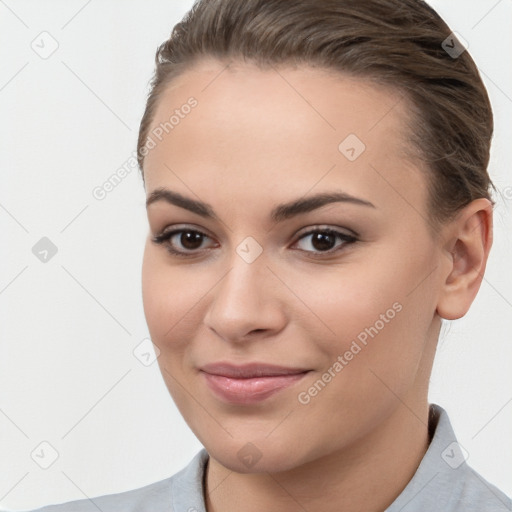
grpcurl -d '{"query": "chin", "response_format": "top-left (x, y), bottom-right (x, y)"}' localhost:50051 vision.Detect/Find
top-left (214, 450), bottom-right (300, 474)
top-left (204, 435), bottom-right (314, 474)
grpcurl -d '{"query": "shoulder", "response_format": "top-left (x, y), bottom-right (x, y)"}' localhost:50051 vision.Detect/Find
top-left (452, 462), bottom-right (512, 512)
top-left (10, 449), bottom-right (209, 512)
top-left (13, 476), bottom-right (174, 512)
top-left (387, 404), bottom-right (512, 512)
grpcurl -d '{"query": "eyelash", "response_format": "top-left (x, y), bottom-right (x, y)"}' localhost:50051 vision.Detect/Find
top-left (151, 225), bottom-right (358, 259)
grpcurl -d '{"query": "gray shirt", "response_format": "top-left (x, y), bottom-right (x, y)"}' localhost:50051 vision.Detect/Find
top-left (13, 404), bottom-right (512, 511)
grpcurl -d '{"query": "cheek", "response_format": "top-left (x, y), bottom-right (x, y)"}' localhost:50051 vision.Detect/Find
top-left (141, 245), bottom-right (199, 346)
top-left (287, 263), bottom-right (404, 341)
top-left (293, 247), bottom-right (436, 377)
top-left (141, 247), bottom-right (168, 338)
top-left (141, 248), bottom-right (201, 404)
top-left (287, 265), bottom-right (434, 439)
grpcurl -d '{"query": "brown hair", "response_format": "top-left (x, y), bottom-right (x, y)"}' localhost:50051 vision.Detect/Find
top-left (137, 0), bottom-right (494, 228)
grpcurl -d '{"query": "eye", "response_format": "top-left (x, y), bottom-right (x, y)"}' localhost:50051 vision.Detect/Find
top-left (292, 227), bottom-right (358, 256)
top-left (151, 227), bottom-right (216, 257)
top-left (152, 225), bottom-right (358, 258)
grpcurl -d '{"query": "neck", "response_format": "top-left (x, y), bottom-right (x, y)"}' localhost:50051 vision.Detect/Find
top-left (204, 399), bottom-right (431, 512)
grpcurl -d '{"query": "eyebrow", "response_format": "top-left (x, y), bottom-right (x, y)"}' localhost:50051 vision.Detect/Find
top-left (146, 187), bottom-right (376, 223)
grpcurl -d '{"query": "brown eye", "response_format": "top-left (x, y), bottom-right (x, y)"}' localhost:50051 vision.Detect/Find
top-left (152, 228), bottom-right (214, 257)
top-left (310, 232), bottom-right (337, 251)
top-left (179, 231), bottom-right (204, 250)
top-left (294, 228), bottom-right (357, 255)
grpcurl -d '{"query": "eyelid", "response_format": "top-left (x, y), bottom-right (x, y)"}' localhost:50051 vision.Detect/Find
top-left (152, 224), bottom-right (218, 253)
top-left (290, 226), bottom-right (358, 257)
top-left (294, 224), bottom-right (359, 239)
top-left (153, 223), bottom-right (359, 241)
top-left (152, 224), bottom-right (359, 257)
top-left (153, 223), bottom-right (215, 242)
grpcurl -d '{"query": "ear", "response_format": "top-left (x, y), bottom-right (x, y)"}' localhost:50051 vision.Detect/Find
top-left (436, 198), bottom-right (493, 320)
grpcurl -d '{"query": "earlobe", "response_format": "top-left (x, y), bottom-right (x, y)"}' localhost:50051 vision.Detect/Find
top-left (436, 198), bottom-right (493, 320)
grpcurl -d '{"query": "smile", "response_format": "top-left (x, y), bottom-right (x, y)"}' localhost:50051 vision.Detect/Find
top-left (199, 362), bottom-right (311, 405)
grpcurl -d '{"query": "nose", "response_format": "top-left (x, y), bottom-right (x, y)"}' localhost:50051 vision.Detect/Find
top-left (203, 251), bottom-right (287, 344)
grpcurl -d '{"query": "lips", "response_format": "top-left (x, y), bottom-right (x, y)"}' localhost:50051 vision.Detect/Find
top-left (200, 362), bottom-right (310, 405)
top-left (200, 362), bottom-right (310, 378)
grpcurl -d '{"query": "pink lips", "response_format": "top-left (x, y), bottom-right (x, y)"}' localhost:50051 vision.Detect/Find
top-left (200, 362), bottom-right (310, 405)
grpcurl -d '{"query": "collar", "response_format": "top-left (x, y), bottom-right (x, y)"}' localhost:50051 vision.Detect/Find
top-left (170, 404), bottom-right (511, 512)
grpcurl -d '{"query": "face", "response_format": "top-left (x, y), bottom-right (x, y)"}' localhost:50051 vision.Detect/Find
top-left (141, 59), bottom-right (446, 473)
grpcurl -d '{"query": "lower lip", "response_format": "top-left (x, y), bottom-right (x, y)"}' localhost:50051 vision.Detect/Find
top-left (201, 371), bottom-right (309, 405)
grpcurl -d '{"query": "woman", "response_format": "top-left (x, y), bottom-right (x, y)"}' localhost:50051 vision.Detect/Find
top-left (24, 0), bottom-right (511, 510)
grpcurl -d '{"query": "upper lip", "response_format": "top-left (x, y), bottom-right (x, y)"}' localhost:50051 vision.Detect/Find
top-left (200, 362), bottom-right (310, 378)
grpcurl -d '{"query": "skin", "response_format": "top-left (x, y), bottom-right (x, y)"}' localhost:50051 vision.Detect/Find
top-left (140, 59), bottom-right (492, 512)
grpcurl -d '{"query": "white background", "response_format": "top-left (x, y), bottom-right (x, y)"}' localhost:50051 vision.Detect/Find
top-left (0, 0), bottom-right (511, 509)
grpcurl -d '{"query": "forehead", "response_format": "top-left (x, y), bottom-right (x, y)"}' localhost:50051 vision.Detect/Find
top-left (143, 59), bottom-right (426, 215)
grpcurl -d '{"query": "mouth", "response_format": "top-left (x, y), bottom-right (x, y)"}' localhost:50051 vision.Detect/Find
top-left (199, 362), bottom-right (311, 405)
